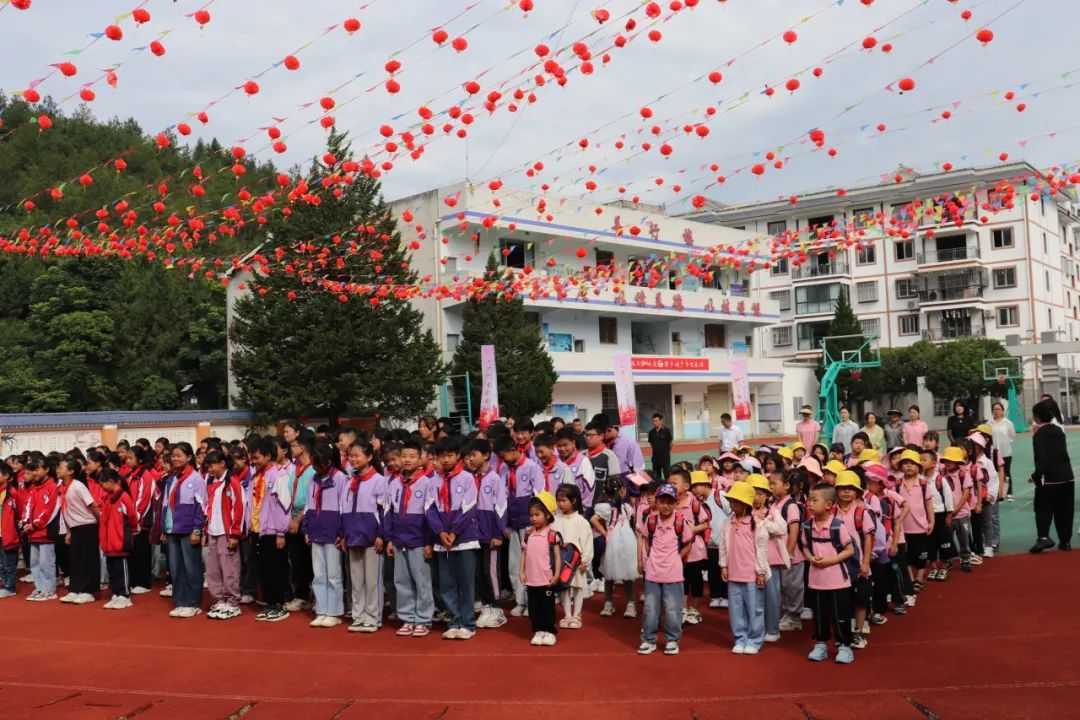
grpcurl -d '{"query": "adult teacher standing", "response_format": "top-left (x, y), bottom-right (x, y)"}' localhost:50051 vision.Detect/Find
top-left (1029, 400), bottom-right (1075, 553)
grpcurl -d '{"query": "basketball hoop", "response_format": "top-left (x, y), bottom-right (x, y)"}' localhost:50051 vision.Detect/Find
top-left (851, 370), bottom-right (863, 382)
top-left (997, 373), bottom-right (1007, 386)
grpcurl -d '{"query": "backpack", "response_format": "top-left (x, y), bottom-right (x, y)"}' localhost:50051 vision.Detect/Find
top-left (800, 517), bottom-right (860, 583)
top-left (687, 496), bottom-right (712, 544)
top-left (642, 509), bottom-right (688, 551)
top-left (546, 530), bottom-right (580, 592)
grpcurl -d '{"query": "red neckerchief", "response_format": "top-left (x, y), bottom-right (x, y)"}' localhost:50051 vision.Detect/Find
top-left (313, 470), bottom-right (331, 513)
top-left (541, 457), bottom-right (558, 487)
top-left (400, 471), bottom-right (421, 516)
top-left (507, 456), bottom-right (526, 495)
top-left (252, 468), bottom-right (267, 508)
top-left (517, 442), bottom-right (533, 457)
top-left (439, 463), bottom-right (464, 512)
top-left (564, 452), bottom-right (580, 470)
top-left (587, 445), bottom-right (605, 459)
top-left (349, 466), bottom-right (376, 494)
top-left (168, 466), bottom-right (194, 511)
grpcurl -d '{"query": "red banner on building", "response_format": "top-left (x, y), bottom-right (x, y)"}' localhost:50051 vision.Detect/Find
top-left (631, 357), bottom-right (710, 371)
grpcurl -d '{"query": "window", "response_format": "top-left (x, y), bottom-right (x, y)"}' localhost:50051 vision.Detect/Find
top-left (499, 238), bottom-right (534, 269)
top-left (771, 326), bottom-right (792, 347)
top-left (856, 281), bottom-right (878, 303)
top-left (594, 249), bottom-right (614, 267)
top-left (899, 314), bottom-right (920, 336)
top-left (573, 339), bottom-right (585, 353)
top-left (992, 267), bottom-right (1016, 289)
top-left (933, 396), bottom-right (952, 417)
top-left (771, 257), bottom-right (789, 275)
top-left (992, 228), bottom-right (1014, 249)
top-left (895, 240), bottom-right (914, 261)
top-left (524, 312), bottom-right (541, 326)
top-left (852, 207), bottom-right (874, 229)
top-left (859, 318), bottom-right (880, 337)
top-left (795, 283), bottom-right (844, 315)
top-left (1044, 233), bottom-right (1049, 255)
top-left (446, 334), bottom-right (460, 353)
top-left (856, 244), bottom-right (876, 265)
top-left (796, 321), bottom-right (831, 351)
top-left (769, 289), bottom-right (791, 311)
top-left (598, 317), bottom-right (618, 345)
top-left (895, 278), bottom-right (918, 299)
top-left (997, 306), bottom-right (1018, 327)
top-left (808, 215), bottom-right (833, 232)
top-left (704, 324), bottom-right (726, 348)
top-left (1046, 271), bottom-right (1051, 292)
top-left (601, 383), bottom-right (617, 410)
top-left (767, 220), bottom-right (787, 236)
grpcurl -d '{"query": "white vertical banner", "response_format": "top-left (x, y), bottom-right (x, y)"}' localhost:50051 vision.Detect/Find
top-left (478, 345), bottom-right (499, 430)
top-left (612, 354), bottom-right (638, 428)
top-left (731, 342), bottom-right (751, 422)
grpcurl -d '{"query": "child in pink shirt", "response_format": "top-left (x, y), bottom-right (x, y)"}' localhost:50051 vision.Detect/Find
top-left (519, 493), bottom-right (562, 647)
top-left (833, 471), bottom-right (876, 648)
top-left (672, 469), bottom-right (711, 626)
top-left (720, 481), bottom-right (771, 655)
top-left (771, 471), bottom-right (806, 632)
top-left (897, 450), bottom-right (934, 593)
top-left (942, 449), bottom-right (974, 572)
top-left (636, 484), bottom-right (692, 656)
top-left (800, 483), bottom-right (856, 664)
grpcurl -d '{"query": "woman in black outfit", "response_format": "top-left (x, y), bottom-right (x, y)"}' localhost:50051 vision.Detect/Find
top-left (1030, 400), bottom-right (1075, 553)
top-left (947, 400), bottom-right (975, 446)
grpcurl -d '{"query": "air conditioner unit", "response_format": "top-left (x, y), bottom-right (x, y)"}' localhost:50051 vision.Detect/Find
top-left (906, 301), bottom-right (917, 310)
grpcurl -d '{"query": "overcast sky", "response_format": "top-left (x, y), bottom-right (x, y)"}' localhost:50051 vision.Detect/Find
top-left (5, 0), bottom-right (1077, 212)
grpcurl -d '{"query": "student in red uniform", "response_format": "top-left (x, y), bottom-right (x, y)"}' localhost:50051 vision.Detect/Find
top-left (203, 450), bottom-right (245, 620)
top-left (99, 469), bottom-right (138, 610)
top-left (20, 458), bottom-right (60, 601)
top-left (1, 462), bottom-right (19, 598)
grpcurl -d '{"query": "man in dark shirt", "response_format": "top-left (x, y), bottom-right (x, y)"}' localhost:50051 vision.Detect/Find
top-left (648, 413), bottom-right (673, 482)
top-left (570, 417), bottom-right (587, 450)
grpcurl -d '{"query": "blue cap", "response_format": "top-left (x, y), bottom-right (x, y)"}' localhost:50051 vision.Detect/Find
top-left (656, 483), bottom-right (678, 500)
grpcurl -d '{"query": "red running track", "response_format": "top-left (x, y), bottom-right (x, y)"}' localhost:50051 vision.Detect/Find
top-left (1, 552), bottom-right (1077, 719)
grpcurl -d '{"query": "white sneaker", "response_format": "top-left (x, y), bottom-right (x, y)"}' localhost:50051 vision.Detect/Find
top-left (103, 597), bottom-right (119, 610)
top-left (169, 607), bottom-right (185, 617)
top-left (178, 607), bottom-right (202, 618)
top-left (485, 608), bottom-right (507, 628)
top-left (321, 616), bottom-right (342, 628)
top-left (530, 631), bottom-right (544, 646)
top-left (0, 589), bottom-right (15, 599)
top-left (217, 605), bottom-right (241, 620)
top-left (778, 616), bottom-right (802, 632)
top-left (116, 596), bottom-right (133, 609)
top-left (475, 607), bottom-right (492, 628)
top-left (283, 599), bottom-right (305, 612)
top-left (457, 629), bottom-right (475, 640)
top-left (685, 610), bottom-right (702, 625)
top-left (61, 593), bottom-right (77, 604)
top-left (709, 598), bottom-right (724, 609)
top-left (310, 615), bottom-right (327, 628)
top-left (63, 577), bottom-right (70, 588)
top-left (905, 595), bottom-right (917, 608)
top-left (239, 595), bottom-right (255, 605)
top-left (983, 547), bottom-right (994, 558)
top-left (76, 593), bottom-right (96, 604)
top-left (600, 601), bottom-right (615, 617)
top-left (442, 628), bottom-right (463, 640)
top-left (764, 633), bottom-right (781, 643)
top-left (18, 575), bottom-right (34, 584)
top-left (623, 602), bottom-right (637, 618)
top-left (510, 604), bottom-right (527, 617)
top-left (742, 645), bottom-right (759, 655)
top-left (541, 632), bottom-right (556, 646)
top-left (130, 586), bottom-right (151, 595)
top-left (800, 607), bottom-right (813, 620)
top-left (160, 584), bottom-right (173, 598)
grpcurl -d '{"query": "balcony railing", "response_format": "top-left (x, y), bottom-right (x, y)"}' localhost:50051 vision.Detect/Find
top-left (921, 325), bottom-right (987, 341)
top-left (797, 338), bottom-right (827, 352)
top-left (795, 300), bottom-right (838, 315)
top-left (792, 260), bottom-right (849, 280)
top-left (917, 245), bottom-right (981, 264)
top-left (916, 284), bottom-right (986, 304)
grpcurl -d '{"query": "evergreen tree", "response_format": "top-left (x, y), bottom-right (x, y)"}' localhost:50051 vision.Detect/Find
top-left (450, 252), bottom-right (557, 420)
top-left (815, 287), bottom-right (872, 404)
top-left (230, 132), bottom-right (445, 426)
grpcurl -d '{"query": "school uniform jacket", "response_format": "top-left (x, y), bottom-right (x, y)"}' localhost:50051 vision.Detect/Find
top-left (99, 491), bottom-right (138, 557)
top-left (384, 471), bottom-right (431, 549)
top-left (563, 452), bottom-right (596, 509)
top-left (255, 465), bottom-right (293, 538)
top-left (20, 479), bottom-right (60, 543)
top-left (204, 472), bottom-right (245, 540)
top-left (425, 464), bottom-right (479, 548)
top-left (340, 467), bottom-right (389, 548)
top-left (301, 469), bottom-right (347, 545)
top-left (1, 487), bottom-right (20, 551)
top-left (538, 457), bottom-right (573, 495)
top-left (475, 469), bottom-right (507, 543)
top-left (504, 457), bottom-right (545, 531)
top-left (127, 466), bottom-right (159, 532)
top-left (161, 467), bottom-right (207, 536)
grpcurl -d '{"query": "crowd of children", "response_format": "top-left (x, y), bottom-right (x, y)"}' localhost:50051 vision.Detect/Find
top-left (0, 414), bottom-right (1007, 661)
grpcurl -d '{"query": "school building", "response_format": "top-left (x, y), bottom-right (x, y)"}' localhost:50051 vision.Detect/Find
top-left (690, 161), bottom-right (1080, 424)
top-left (389, 184), bottom-right (815, 441)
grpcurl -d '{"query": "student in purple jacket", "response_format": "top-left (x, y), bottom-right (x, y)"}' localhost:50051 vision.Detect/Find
top-left (494, 434), bottom-right (546, 617)
top-left (251, 438), bottom-right (293, 623)
top-left (340, 440), bottom-right (389, 633)
top-left (302, 441), bottom-right (347, 629)
top-left (385, 440), bottom-right (435, 638)
top-left (160, 442), bottom-right (207, 619)
top-left (466, 439), bottom-right (508, 629)
top-left (427, 436), bottom-right (480, 640)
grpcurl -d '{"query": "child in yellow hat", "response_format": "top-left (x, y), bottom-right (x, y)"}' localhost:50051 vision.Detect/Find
top-left (833, 471), bottom-right (875, 649)
top-left (520, 492), bottom-right (562, 647)
top-left (896, 450), bottom-right (934, 595)
top-left (719, 480), bottom-right (770, 655)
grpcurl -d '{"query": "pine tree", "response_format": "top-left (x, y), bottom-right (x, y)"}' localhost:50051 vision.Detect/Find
top-left (815, 287), bottom-right (871, 404)
top-left (230, 132), bottom-right (445, 426)
top-left (450, 252), bottom-right (557, 420)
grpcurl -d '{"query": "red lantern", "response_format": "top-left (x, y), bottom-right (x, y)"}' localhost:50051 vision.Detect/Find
top-left (105, 24), bottom-right (123, 41)
top-left (432, 28), bottom-right (448, 44)
top-left (782, 29), bottom-right (797, 44)
top-left (37, 114), bottom-right (52, 130)
top-left (320, 96), bottom-right (335, 111)
top-left (452, 36), bottom-right (468, 52)
top-left (150, 40), bottom-right (165, 56)
top-left (283, 55), bottom-right (300, 70)
top-left (79, 174), bottom-right (93, 186)
top-left (23, 88), bottom-right (41, 103)
top-left (785, 78), bottom-right (800, 92)
top-left (79, 88), bottom-right (95, 102)
top-left (862, 36), bottom-right (877, 50)
top-left (57, 62), bottom-right (77, 77)
top-left (976, 28), bottom-right (994, 45)
top-left (132, 8), bottom-right (151, 24)
top-left (708, 71), bottom-right (722, 84)
top-left (243, 80), bottom-right (259, 96)
top-left (898, 77), bottom-right (915, 92)
top-left (194, 9), bottom-right (210, 26)
top-left (343, 17), bottom-right (361, 34)
top-left (177, 122), bottom-right (191, 136)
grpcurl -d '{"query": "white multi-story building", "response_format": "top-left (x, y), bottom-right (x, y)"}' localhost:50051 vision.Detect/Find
top-left (391, 184), bottom-right (815, 440)
top-left (692, 162), bottom-right (1080, 420)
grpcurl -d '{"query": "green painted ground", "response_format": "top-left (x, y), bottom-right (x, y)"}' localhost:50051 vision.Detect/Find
top-left (671, 431), bottom-right (1080, 555)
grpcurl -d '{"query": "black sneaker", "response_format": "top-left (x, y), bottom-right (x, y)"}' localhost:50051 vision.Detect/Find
top-left (1059, 542), bottom-right (1072, 551)
top-left (961, 562), bottom-right (972, 573)
top-left (255, 609), bottom-right (270, 621)
top-left (1030, 538), bottom-right (1056, 554)
top-left (265, 607), bottom-right (290, 622)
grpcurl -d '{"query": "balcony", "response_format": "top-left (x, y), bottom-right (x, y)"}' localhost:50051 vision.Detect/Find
top-left (792, 260), bottom-right (850, 281)
top-left (917, 245), bottom-right (981, 265)
top-left (916, 284), bottom-right (986, 305)
top-left (795, 300), bottom-right (839, 316)
top-left (921, 324), bottom-right (987, 341)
